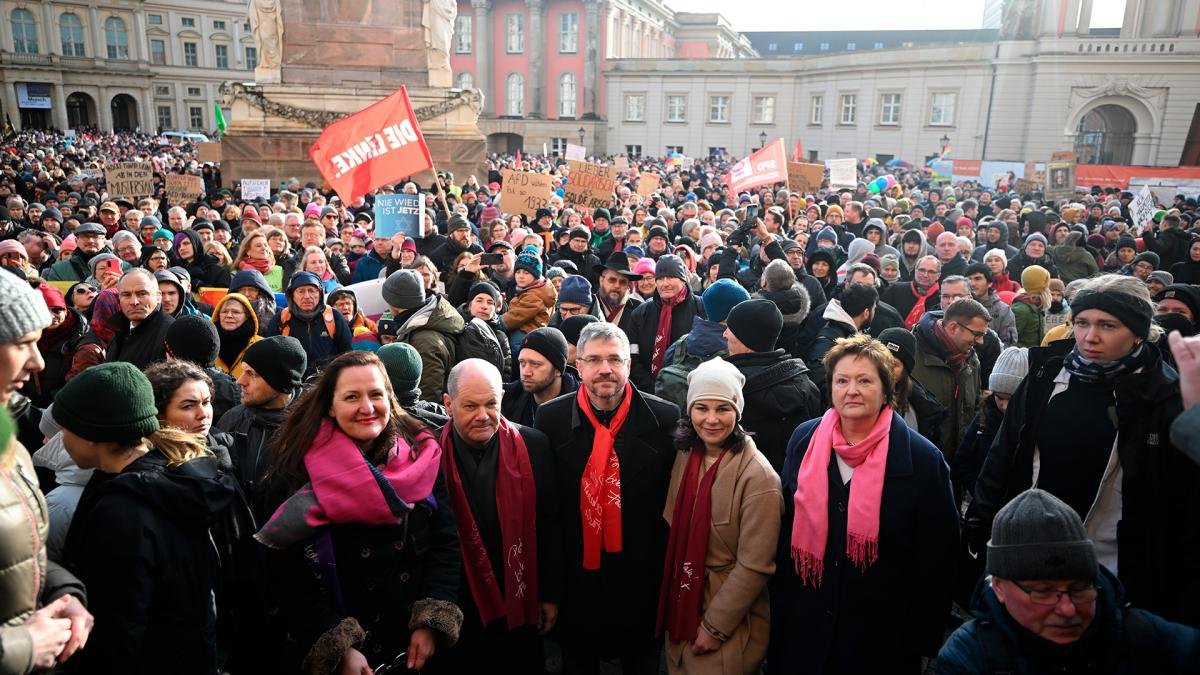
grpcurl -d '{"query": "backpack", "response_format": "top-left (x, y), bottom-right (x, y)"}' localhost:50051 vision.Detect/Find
top-left (654, 335), bottom-right (724, 410)
top-left (439, 317), bottom-right (507, 374)
top-left (279, 306), bottom-right (337, 339)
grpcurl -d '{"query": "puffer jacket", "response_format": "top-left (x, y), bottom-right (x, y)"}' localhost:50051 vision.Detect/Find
top-left (1, 444), bottom-right (87, 675)
top-left (501, 278), bottom-right (557, 334)
top-left (396, 294), bottom-right (466, 402)
top-left (1011, 296), bottom-right (1045, 348)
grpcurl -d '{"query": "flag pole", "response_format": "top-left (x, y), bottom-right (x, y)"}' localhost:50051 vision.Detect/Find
top-left (427, 160), bottom-right (453, 219)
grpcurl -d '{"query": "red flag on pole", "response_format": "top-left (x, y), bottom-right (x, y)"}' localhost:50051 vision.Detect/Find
top-left (309, 86), bottom-right (433, 203)
top-left (793, 139), bottom-right (803, 162)
top-left (725, 139), bottom-right (790, 200)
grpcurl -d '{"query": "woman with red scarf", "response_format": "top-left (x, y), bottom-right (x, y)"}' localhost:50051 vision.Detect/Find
top-left (232, 231), bottom-right (284, 292)
top-left (767, 334), bottom-right (959, 674)
top-left (258, 351), bottom-right (463, 674)
top-left (657, 357), bottom-right (782, 674)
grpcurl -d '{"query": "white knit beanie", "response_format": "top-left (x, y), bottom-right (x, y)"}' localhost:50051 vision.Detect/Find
top-left (989, 347), bottom-right (1029, 395)
top-left (0, 270), bottom-right (51, 344)
top-left (686, 357), bottom-right (746, 415)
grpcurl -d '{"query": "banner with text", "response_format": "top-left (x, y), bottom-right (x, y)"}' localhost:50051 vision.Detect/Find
top-left (725, 139), bottom-right (789, 196)
top-left (565, 143), bottom-right (586, 160)
top-left (373, 193), bottom-right (423, 238)
top-left (106, 162), bottom-right (154, 200)
top-left (500, 169), bottom-right (553, 219)
top-left (1130, 185), bottom-right (1157, 229)
top-left (564, 160), bottom-right (616, 210)
top-left (241, 179), bottom-right (272, 201)
top-left (165, 174), bottom-right (205, 205)
top-left (309, 85), bottom-right (433, 203)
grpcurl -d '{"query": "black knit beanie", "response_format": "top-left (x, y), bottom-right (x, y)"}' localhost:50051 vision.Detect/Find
top-left (165, 315), bottom-right (219, 366)
top-left (987, 488), bottom-right (1098, 581)
top-left (520, 327), bottom-right (568, 373)
top-left (241, 335), bottom-right (308, 393)
top-left (1069, 288), bottom-right (1153, 339)
top-left (726, 299), bottom-right (783, 353)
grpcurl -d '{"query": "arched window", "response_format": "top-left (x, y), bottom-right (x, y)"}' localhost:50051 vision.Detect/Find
top-left (104, 17), bottom-right (128, 59)
top-left (558, 72), bottom-right (577, 118)
top-left (12, 9), bottom-right (39, 55)
top-left (506, 73), bottom-right (524, 117)
top-left (60, 13), bottom-right (85, 57)
top-left (455, 71), bottom-right (474, 91)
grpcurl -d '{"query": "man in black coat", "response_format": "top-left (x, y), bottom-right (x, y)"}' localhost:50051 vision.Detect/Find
top-left (429, 216), bottom-right (483, 284)
top-left (551, 226), bottom-right (602, 286)
top-left (591, 254), bottom-right (643, 336)
top-left (502, 327), bottom-right (579, 427)
top-left (625, 254), bottom-right (705, 391)
top-left (535, 321), bottom-right (678, 674)
top-left (106, 268), bottom-right (175, 370)
top-left (724, 299), bottom-right (821, 472)
top-left (438, 359), bottom-right (563, 673)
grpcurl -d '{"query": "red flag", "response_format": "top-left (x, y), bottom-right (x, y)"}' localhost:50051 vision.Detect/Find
top-left (309, 86), bottom-right (433, 203)
top-left (515, 148), bottom-right (522, 167)
top-left (725, 139), bottom-right (790, 199)
top-left (793, 139), bottom-right (803, 162)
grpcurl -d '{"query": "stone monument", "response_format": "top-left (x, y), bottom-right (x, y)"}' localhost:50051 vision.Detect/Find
top-left (221, 0), bottom-right (485, 187)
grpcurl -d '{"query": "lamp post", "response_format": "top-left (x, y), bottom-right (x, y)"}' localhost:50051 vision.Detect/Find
top-left (758, 130), bottom-right (767, 150)
top-left (577, 127), bottom-right (585, 145)
top-left (939, 133), bottom-right (950, 157)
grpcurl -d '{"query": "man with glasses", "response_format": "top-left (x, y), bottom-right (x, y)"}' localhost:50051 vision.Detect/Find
top-left (938, 489), bottom-right (1199, 672)
top-left (882, 254), bottom-right (942, 329)
top-left (912, 294), bottom-right (990, 456)
top-left (46, 222), bottom-right (113, 282)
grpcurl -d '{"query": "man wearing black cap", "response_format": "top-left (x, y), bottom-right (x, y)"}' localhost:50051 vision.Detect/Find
top-left (551, 226), bottom-right (601, 285)
top-left (164, 315), bottom-right (242, 420)
top-left (626, 254), bottom-right (705, 391)
top-left (267, 270), bottom-right (353, 377)
top-left (1154, 283), bottom-right (1199, 335)
top-left (502, 326), bottom-right (580, 426)
top-left (940, 489), bottom-right (1199, 672)
top-left (589, 208), bottom-right (613, 254)
top-left (429, 215), bottom-right (482, 284)
top-left (592, 254), bottom-right (643, 334)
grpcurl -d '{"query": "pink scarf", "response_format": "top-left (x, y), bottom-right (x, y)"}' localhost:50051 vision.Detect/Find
top-left (255, 419), bottom-right (441, 549)
top-left (790, 407), bottom-right (893, 586)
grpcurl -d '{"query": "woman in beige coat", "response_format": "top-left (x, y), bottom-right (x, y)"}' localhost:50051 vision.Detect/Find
top-left (657, 357), bottom-right (784, 675)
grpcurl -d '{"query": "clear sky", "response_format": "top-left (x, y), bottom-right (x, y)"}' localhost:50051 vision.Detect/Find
top-left (666, 0), bottom-right (1127, 32)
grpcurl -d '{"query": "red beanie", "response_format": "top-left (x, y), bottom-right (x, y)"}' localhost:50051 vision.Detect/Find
top-left (38, 284), bottom-right (67, 310)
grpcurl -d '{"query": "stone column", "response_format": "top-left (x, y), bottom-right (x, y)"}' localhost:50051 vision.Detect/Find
top-left (97, 86), bottom-right (112, 130)
top-left (583, 0), bottom-right (600, 119)
top-left (526, 0), bottom-right (544, 118)
top-left (88, 6), bottom-right (104, 59)
top-left (51, 84), bottom-right (69, 130)
top-left (472, 0), bottom-right (491, 115)
top-left (43, 3), bottom-right (62, 55)
top-left (1075, 0), bottom-right (1093, 35)
top-left (132, 12), bottom-right (147, 61)
top-left (1, 83), bottom-right (21, 130)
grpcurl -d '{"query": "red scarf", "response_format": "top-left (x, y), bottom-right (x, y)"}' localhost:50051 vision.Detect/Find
top-left (903, 282), bottom-right (939, 330)
top-left (791, 407), bottom-right (893, 587)
top-left (239, 257), bottom-right (272, 274)
top-left (931, 318), bottom-right (970, 373)
top-left (600, 295), bottom-right (627, 323)
top-left (577, 382), bottom-right (634, 569)
top-left (440, 419), bottom-right (539, 629)
top-left (656, 448), bottom-right (727, 642)
top-left (651, 289), bottom-right (688, 376)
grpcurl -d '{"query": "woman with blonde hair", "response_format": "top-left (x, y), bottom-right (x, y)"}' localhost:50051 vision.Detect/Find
top-left (300, 245), bottom-right (341, 294)
top-left (232, 230), bottom-right (284, 291)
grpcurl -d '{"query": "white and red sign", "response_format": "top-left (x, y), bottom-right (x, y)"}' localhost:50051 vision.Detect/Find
top-left (725, 139), bottom-right (789, 197)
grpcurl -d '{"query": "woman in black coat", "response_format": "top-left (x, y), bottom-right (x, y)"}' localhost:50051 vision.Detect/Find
top-left (768, 335), bottom-right (959, 674)
top-left (173, 229), bottom-right (232, 289)
top-left (258, 351), bottom-right (462, 674)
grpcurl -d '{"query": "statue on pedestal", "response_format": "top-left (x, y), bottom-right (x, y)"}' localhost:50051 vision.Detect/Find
top-left (249, 0), bottom-right (284, 83)
top-left (423, 0), bottom-right (456, 88)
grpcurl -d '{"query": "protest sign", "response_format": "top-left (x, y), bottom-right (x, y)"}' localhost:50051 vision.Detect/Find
top-left (309, 85), bottom-right (433, 203)
top-left (636, 173), bottom-right (661, 197)
top-left (198, 143), bottom-right (222, 163)
top-left (1130, 185), bottom-right (1157, 229)
top-left (563, 160), bottom-right (616, 210)
top-left (1045, 156), bottom-right (1077, 201)
top-left (725, 139), bottom-right (789, 196)
top-left (106, 162), bottom-right (154, 199)
top-left (165, 174), bottom-right (204, 206)
top-left (500, 169), bottom-right (553, 219)
top-left (1014, 178), bottom-right (1037, 195)
top-left (787, 162), bottom-right (825, 195)
top-left (565, 143), bottom-right (586, 160)
top-left (373, 193), bottom-right (423, 238)
top-left (241, 179), bottom-right (271, 201)
top-left (614, 156), bottom-right (629, 172)
top-left (828, 158), bottom-right (858, 190)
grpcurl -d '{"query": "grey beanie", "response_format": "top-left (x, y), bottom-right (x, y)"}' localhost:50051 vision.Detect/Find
top-left (763, 258), bottom-right (796, 293)
top-left (988, 347), bottom-right (1029, 395)
top-left (381, 268), bottom-right (426, 310)
top-left (987, 489), bottom-right (1098, 581)
top-left (0, 270), bottom-right (51, 344)
top-left (654, 254), bottom-right (688, 282)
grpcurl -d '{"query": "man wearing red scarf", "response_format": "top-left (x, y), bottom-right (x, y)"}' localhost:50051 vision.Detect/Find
top-left (535, 321), bottom-right (678, 675)
top-left (437, 359), bottom-right (563, 672)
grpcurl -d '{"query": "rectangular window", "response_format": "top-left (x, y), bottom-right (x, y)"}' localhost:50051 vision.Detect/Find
top-left (666, 95), bottom-right (686, 122)
top-left (559, 12), bottom-right (578, 53)
top-left (625, 94), bottom-right (645, 121)
top-left (874, 42), bottom-right (884, 49)
top-left (243, 22), bottom-right (251, 32)
top-left (665, 145), bottom-right (684, 155)
top-left (244, 46), bottom-right (257, 70)
top-left (793, 42), bottom-right (803, 51)
top-left (767, 43), bottom-right (777, 52)
top-left (149, 39), bottom-right (166, 65)
top-left (505, 14), bottom-right (524, 53)
top-left (154, 85), bottom-right (171, 97)
top-left (157, 105), bottom-right (173, 130)
top-left (189, 106), bottom-right (204, 129)
top-left (215, 44), bottom-right (229, 68)
top-left (819, 42), bottom-right (829, 51)
top-left (708, 95), bottom-right (729, 123)
top-left (148, 14), bottom-right (163, 25)
top-left (550, 137), bottom-right (567, 156)
top-left (846, 42), bottom-right (856, 50)
top-left (213, 20), bottom-right (226, 31)
top-left (879, 93), bottom-right (901, 125)
top-left (183, 42), bottom-right (198, 67)
top-left (753, 96), bottom-right (775, 124)
top-left (625, 144), bottom-right (642, 157)
top-left (930, 92), bottom-right (956, 126)
top-left (181, 17), bottom-right (195, 27)
top-left (840, 94), bottom-right (857, 125)
top-left (454, 15), bottom-right (471, 53)
top-left (187, 86), bottom-right (202, 97)
top-left (708, 147), bottom-right (726, 157)
top-left (810, 95), bottom-right (823, 125)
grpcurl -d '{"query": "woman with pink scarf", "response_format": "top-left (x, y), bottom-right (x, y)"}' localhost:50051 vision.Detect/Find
top-left (767, 334), bottom-right (959, 674)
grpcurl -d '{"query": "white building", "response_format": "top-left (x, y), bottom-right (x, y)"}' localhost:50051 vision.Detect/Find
top-left (605, 0), bottom-right (1200, 167)
top-left (0, 0), bottom-right (256, 133)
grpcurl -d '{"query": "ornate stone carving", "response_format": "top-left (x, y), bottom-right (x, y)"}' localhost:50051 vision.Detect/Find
top-left (219, 82), bottom-right (483, 129)
top-left (1071, 76), bottom-right (1159, 101)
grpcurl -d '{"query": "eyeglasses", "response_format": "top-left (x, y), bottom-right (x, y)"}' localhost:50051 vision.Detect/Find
top-left (1012, 581), bottom-right (1097, 606)
top-left (559, 305), bottom-right (587, 316)
top-left (954, 321), bottom-right (988, 340)
top-left (578, 355), bottom-right (627, 368)
top-left (916, 268), bottom-right (939, 275)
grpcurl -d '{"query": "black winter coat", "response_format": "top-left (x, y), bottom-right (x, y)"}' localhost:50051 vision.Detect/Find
top-left (266, 302), bottom-right (353, 378)
top-left (105, 308), bottom-right (174, 370)
top-left (501, 370), bottom-right (580, 428)
top-left (534, 387), bottom-right (679, 655)
top-left (965, 339), bottom-right (1200, 627)
top-left (727, 349), bottom-right (821, 472)
top-left (214, 402), bottom-right (290, 523)
top-left (63, 451), bottom-right (237, 674)
top-left (768, 412), bottom-right (960, 674)
top-left (626, 290), bottom-right (705, 391)
top-left (1141, 226), bottom-right (1194, 270)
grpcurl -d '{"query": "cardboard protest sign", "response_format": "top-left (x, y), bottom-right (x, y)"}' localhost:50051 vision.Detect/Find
top-left (165, 174), bottom-right (205, 206)
top-left (563, 160), bottom-right (615, 210)
top-left (788, 162), bottom-right (825, 195)
top-left (1014, 178), bottom-right (1037, 195)
top-left (373, 193), bottom-right (423, 238)
top-left (1130, 185), bottom-right (1157, 229)
top-left (198, 143), bottom-right (222, 163)
top-left (636, 173), bottom-right (661, 197)
top-left (105, 162), bottom-right (154, 199)
top-left (613, 156), bottom-right (629, 172)
top-left (241, 179), bottom-right (271, 201)
top-left (828, 158), bottom-right (858, 190)
top-left (499, 169), bottom-right (553, 219)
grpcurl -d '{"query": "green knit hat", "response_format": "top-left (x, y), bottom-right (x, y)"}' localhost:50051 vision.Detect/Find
top-left (377, 342), bottom-right (423, 395)
top-left (54, 362), bottom-right (159, 442)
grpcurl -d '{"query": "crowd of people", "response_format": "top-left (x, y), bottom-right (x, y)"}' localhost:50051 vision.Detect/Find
top-left (1, 128), bottom-right (1199, 674)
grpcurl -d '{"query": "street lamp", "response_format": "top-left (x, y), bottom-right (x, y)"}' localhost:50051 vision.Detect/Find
top-left (577, 127), bottom-right (585, 145)
top-left (758, 131), bottom-right (768, 149)
top-left (939, 134), bottom-right (950, 156)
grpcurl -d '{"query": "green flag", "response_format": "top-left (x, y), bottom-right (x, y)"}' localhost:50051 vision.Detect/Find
top-left (214, 104), bottom-right (227, 137)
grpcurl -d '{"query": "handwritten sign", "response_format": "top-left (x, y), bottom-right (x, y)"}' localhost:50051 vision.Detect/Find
top-left (565, 143), bottom-right (586, 160)
top-left (1050, 150), bottom-right (1078, 163)
top-left (828, 158), bottom-right (858, 190)
top-left (374, 193), bottom-right (423, 238)
top-left (788, 162), bottom-right (825, 195)
top-left (499, 169), bottom-right (552, 219)
top-left (1130, 185), bottom-right (1157, 229)
top-left (241, 178), bottom-right (271, 201)
top-left (1013, 178), bottom-right (1037, 195)
top-left (165, 174), bottom-right (205, 206)
top-left (105, 162), bottom-right (154, 199)
top-left (563, 160), bottom-right (615, 210)
top-left (636, 173), bottom-right (661, 197)
top-left (198, 143), bottom-right (222, 163)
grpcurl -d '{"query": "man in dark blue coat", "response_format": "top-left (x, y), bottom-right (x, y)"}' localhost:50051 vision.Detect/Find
top-left (266, 271), bottom-right (352, 378)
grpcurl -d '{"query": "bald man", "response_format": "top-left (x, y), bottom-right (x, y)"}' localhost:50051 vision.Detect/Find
top-left (438, 359), bottom-right (563, 672)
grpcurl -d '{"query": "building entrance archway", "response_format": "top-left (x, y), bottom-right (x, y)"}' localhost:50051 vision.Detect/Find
top-left (1074, 104), bottom-right (1136, 165)
top-left (110, 93), bottom-right (139, 131)
top-left (67, 92), bottom-right (97, 130)
top-left (487, 132), bottom-right (524, 155)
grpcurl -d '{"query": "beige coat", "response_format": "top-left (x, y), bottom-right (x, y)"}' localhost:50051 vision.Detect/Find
top-left (661, 437), bottom-right (784, 675)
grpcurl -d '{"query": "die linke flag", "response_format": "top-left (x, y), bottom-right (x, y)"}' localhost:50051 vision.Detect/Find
top-left (725, 138), bottom-right (789, 198)
top-left (309, 86), bottom-right (433, 202)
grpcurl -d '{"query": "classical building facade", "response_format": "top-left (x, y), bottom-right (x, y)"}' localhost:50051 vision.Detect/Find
top-left (0, 0), bottom-right (255, 133)
top-left (605, 0), bottom-right (1200, 167)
